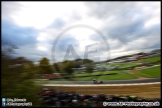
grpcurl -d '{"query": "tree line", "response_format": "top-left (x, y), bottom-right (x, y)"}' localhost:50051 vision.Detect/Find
top-left (1, 43), bottom-right (97, 106)
top-left (2, 43), bottom-right (41, 106)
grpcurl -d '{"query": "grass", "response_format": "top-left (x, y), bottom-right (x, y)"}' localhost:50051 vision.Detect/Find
top-left (116, 63), bottom-right (139, 68)
top-left (96, 73), bottom-right (138, 80)
top-left (108, 55), bottom-right (160, 67)
top-left (108, 62), bottom-right (141, 68)
top-left (37, 55), bottom-right (161, 82)
top-left (69, 73), bottom-right (138, 81)
top-left (108, 64), bottom-right (118, 67)
top-left (36, 66), bottom-right (160, 82)
top-left (150, 61), bottom-right (161, 65)
top-left (137, 55), bottom-right (160, 63)
top-left (74, 55), bottom-right (161, 77)
top-left (75, 70), bottom-right (120, 77)
top-left (136, 66), bottom-right (161, 78)
top-left (37, 72), bottom-right (138, 81)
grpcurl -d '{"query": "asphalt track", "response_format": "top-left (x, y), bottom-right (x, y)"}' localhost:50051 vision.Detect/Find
top-left (40, 78), bottom-right (161, 85)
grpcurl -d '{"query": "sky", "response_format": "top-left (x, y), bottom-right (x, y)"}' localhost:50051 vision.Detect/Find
top-left (2, 1), bottom-right (161, 64)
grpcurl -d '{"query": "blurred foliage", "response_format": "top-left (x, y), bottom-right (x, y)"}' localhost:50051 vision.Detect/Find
top-left (1, 43), bottom-right (96, 106)
top-left (74, 59), bottom-right (94, 73)
top-left (53, 59), bottom-right (95, 74)
top-left (84, 62), bottom-right (95, 73)
top-left (39, 57), bottom-right (53, 74)
top-left (1, 43), bottom-right (42, 106)
top-left (61, 60), bottom-right (74, 75)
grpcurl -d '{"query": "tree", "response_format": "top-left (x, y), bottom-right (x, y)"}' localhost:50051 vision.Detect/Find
top-left (61, 61), bottom-right (74, 75)
top-left (1, 43), bottom-right (42, 106)
top-left (84, 62), bottom-right (95, 73)
top-left (39, 57), bottom-right (53, 74)
top-left (53, 59), bottom-right (95, 75)
top-left (74, 59), bottom-right (82, 68)
top-left (73, 58), bottom-right (94, 68)
top-left (81, 59), bottom-right (94, 73)
top-left (53, 63), bottom-right (61, 72)
top-left (39, 57), bottom-right (49, 66)
top-left (83, 59), bottom-right (93, 64)
top-left (74, 61), bottom-right (82, 68)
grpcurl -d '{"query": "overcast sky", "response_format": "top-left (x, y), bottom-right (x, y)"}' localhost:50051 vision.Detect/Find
top-left (2, 2), bottom-right (160, 64)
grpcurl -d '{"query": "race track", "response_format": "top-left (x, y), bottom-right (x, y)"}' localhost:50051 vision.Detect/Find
top-left (40, 78), bottom-right (161, 85)
top-left (42, 78), bottom-right (161, 98)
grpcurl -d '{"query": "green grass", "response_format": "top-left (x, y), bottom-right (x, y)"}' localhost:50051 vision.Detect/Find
top-left (36, 77), bottom-right (95, 82)
top-left (118, 63), bottom-right (139, 68)
top-left (37, 66), bottom-right (161, 82)
top-left (75, 70), bottom-right (120, 77)
top-left (137, 55), bottom-right (160, 63)
top-left (136, 66), bottom-right (161, 78)
top-left (74, 55), bottom-right (161, 77)
top-left (108, 64), bottom-right (118, 67)
top-left (37, 55), bottom-right (161, 82)
top-left (154, 62), bottom-right (161, 65)
top-left (97, 73), bottom-right (138, 80)
top-left (150, 61), bottom-right (161, 65)
top-left (73, 73), bottom-right (138, 81)
top-left (108, 55), bottom-right (160, 67)
top-left (69, 77), bottom-right (95, 81)
top-left (37, 73), bottom-right (138, 81)
top-left (108, 62), bottom-right (140, 68)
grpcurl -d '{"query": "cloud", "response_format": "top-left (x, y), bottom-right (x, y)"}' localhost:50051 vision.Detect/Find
top-left (85, 2), bottom-right (136, 19)
top-left (2, 20), bottom-right (38, 46)
top-left (47, 18), bottom-right (65, 29)
top-left (86, 2), bottom-right (160, 58)
top-left (53, 34), bottom-right (81, 62)
top-left (13, 44), bottom-right (52, 62)
top-left (2, 2), bottom-right (24, 22)
top-left (2, 2), bottom-right (160, 62)
top-left (107, 19), bottom-right (145, 42)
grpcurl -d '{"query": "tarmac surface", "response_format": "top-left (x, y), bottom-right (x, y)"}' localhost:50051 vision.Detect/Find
top-left (40, 78), bottom-right (161, 84)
